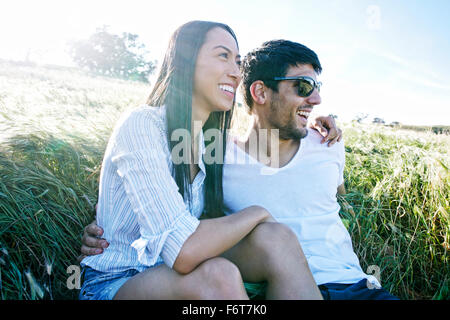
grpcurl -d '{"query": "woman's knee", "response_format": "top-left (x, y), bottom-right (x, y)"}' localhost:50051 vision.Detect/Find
top-left (184, 257), bottom-right (247, 299)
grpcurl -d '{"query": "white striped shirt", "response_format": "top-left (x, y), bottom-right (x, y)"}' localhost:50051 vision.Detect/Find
top-left (81, 105), bottom-right (205, 273)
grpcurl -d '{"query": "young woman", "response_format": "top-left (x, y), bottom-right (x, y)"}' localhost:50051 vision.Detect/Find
top-left (79, 21), bottom-right (334, 300)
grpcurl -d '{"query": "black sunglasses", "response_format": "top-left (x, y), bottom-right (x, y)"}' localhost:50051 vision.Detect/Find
top-left (272, 76), bottom-right (322, 97)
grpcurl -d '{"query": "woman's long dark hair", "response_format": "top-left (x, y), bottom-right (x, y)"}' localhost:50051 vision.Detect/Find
top-left (147, 21), bottom-right (238, 218)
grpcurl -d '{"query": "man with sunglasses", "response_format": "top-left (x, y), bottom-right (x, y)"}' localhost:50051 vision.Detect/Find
top-left (80, 39), bottom-right (398, 299)
top-left (220, 39), bottom-right (397, 299)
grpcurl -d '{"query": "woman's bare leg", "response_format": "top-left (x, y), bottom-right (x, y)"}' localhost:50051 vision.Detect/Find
top-left (113, 257), bottom-right (249, 300)
top-left (221, 222), bottom-right (322, 300)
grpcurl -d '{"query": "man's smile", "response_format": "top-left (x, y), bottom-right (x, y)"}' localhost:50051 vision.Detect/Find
top-left (296, 108), bottom-right (313, 125)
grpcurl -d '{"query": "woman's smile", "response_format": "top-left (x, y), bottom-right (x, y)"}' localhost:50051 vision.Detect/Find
top-left (219, 83), bottom-right (236, 99)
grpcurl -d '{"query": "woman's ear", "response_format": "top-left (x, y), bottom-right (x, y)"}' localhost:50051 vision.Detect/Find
top-left (249, 81), bottom-right (267, 105)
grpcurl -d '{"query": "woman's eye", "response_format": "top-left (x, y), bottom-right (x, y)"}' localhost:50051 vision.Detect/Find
top-left (219, 52), bottom-right (229, 59)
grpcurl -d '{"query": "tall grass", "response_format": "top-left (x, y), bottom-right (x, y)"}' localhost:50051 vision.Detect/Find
top-left (340, 124), bottom-right (449, 299)
top-left (0, 60), bottom-right (147, 299)
top-left (0, 61), bottom-right (448, 299)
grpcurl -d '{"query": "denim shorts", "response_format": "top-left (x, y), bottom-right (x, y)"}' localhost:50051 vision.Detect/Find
top-left (79, 266), bottom-right (139, 300)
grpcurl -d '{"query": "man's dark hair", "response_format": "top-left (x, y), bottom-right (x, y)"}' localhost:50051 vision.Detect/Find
top-left (241, 39), bottom-right (322, 111)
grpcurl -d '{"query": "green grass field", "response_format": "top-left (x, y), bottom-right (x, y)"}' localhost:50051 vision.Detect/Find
top-left (0, 60), bottom-right (448, 300)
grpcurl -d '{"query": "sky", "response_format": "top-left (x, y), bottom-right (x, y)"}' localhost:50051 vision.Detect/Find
top-left (1, 0), bottom-right (449, 126)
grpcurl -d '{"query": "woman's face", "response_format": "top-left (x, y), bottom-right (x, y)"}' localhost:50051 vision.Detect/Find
top-left (192, 27), bottom-right (241, 117)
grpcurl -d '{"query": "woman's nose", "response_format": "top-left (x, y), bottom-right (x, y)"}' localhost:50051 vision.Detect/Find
top-left (229, 67), bottom-right (241, 81)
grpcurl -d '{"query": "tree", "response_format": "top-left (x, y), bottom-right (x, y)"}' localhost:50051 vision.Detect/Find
top-left (69, 26), bottom-right (156, 82)
top-left (372, 117), bottom-right (385, 124)
top-left (353, 113), bottom-right (369, 123)
top-left (389, 121), bottom-right (400, 127)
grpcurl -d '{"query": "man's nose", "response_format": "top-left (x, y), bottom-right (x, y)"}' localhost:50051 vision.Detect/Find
top-left (306, 89), bottom-right (321, 105)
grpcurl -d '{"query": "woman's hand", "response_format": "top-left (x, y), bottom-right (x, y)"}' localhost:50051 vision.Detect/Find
top-left (77, 220), bottom-right (109, 263)
top-left (309, 115), bottom-right (342, 146)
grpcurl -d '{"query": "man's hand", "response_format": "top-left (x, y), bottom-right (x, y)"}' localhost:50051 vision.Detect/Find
top-left (77, 220), bottom-right (109, 263)
top-left (310, 115), bottom-right (342, 146)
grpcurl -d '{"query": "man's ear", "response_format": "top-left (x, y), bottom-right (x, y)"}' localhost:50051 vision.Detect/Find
top-left (250, 81), bottom-right (267, 105)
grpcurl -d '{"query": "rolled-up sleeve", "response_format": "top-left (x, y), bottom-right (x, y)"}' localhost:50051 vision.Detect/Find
top-left (111, 110), bottom-right (200, 268)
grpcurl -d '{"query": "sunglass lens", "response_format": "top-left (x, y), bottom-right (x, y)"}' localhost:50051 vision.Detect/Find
top-left (298, 79), bottom-right (314, 97)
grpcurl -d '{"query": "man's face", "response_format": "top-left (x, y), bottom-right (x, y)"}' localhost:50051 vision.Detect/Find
top-left (267, 64), bottom-right (321, 140)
